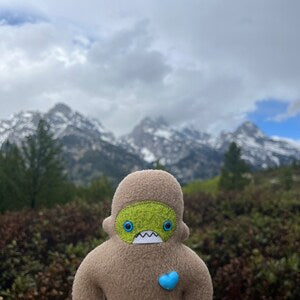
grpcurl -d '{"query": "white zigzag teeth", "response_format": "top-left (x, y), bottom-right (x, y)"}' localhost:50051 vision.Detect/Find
top-left (139, 230), bottom-right (158, 238)
top-left (133, 230), bottom-right (163, 244)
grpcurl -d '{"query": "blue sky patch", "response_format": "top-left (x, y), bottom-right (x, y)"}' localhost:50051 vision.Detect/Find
top-left (0, 7), bottom-right (46, 26)
top-left (247, 99), bottom-right (300, 139)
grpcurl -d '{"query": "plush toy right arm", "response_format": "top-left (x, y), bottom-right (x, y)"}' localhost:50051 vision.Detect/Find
top-left (72, 253), bottom-right (105, 300)
top-left (183, 247), bottom-right (213, 300)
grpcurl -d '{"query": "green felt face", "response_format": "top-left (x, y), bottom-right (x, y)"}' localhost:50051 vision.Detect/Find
top-left (115, 201), bottom-right (177, 244)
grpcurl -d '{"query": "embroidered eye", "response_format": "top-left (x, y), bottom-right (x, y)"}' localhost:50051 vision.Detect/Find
top-left (123, 221), bottom-right (133, 232)
top-left (163, 220), bottom-right (173, 231)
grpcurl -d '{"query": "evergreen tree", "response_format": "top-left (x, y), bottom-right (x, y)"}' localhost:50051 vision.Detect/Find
top-left (22, 119), bottom-right (67, 209)
top-left (292, 158), bottom-right (300, 170)
top-left (152, 159), bottom-right (166, 170)
top-left (280, 167), bottom-right (293, 191)
top-left (219, 142), bottom-right (250, 191)
top-left (86, 176), bottom-right (113, 202)
top-left (0, 142), bottom-right (26, 212)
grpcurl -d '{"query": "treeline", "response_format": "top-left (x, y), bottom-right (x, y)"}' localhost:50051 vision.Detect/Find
top-left (0, 120), bottom-right (113, 213)
top-left (1, 121), bottom-right (298, 213)
top-left (218, 141), bottom-right (299, 192)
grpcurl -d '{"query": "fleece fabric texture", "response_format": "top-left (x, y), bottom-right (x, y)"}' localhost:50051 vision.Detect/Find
top-left (72, 170), bottom-right (213, 300)
top-left (115, 201), bottom-right (177, 243)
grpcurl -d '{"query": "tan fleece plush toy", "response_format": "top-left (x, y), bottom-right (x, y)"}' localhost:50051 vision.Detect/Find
top-left (72, 170), bottom-right (213, 300)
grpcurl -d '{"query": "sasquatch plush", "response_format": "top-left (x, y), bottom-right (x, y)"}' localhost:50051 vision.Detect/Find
top-left (72, 170), bottom-right (213, 300)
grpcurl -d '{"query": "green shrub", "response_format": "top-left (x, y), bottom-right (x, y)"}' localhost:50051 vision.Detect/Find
top-left (0, 187), bottom-right (299, 299)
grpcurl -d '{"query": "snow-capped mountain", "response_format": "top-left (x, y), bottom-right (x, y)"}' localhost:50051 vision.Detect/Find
top-left (119, 116), bottom-right (213, 164)
top-left (0, 110), bottom-right (43, 146)
top-left (120, 117), bottom-right (300, 181)
top-left (215, 121), bottom-right (300, 168)
top-left (1, 103), bottom-right (300, 183)
top-left (119, 117), bottom-right (223, 182)
top-left (0, 103), bottom-right (115, 146)
top-left (0, 103), bottom-right (146, 183)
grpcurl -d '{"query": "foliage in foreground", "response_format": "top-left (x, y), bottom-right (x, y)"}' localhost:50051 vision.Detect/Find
top-left (0, 120), bottom-right (70, 212)
top-left (0, 185), bottom-right (299, 299)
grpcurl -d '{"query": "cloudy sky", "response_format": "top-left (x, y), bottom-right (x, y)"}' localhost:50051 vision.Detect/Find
top-left (0, 0), bottom-right (299, 139)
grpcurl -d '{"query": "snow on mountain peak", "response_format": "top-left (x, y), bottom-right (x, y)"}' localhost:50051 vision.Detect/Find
top-left (138, 116), bottom-right (169, 130)
top-left (180, 125), bottom-right (211, 143)
top-left (235, 121), bottom-right (265, 139)
top-left (271, 136), bottom-right (300, 150)
top-left (1, 105), bottom-right (300, 183)
top-left (0, 103), bottom-right (115, 147)
top-left (214, 121), bottom-right (300, 168)
top-left (119, 116), bottom-right (218, 164)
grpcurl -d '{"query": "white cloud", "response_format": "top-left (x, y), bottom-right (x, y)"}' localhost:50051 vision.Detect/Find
top-left (0, 0), bottom-right (299, 136)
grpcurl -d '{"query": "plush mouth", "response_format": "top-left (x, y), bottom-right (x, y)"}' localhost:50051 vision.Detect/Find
top-left (133, 230), bottom-right (163, 244)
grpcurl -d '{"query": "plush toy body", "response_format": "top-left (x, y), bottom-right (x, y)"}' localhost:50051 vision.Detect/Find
top-left (73, 170), bottom-right (213, 300)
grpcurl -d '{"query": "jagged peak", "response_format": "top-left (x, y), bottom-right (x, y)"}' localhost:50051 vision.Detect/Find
top-left (234, 121), bottom-right (265, 138)
top-left (138, 115), bottom-right (169, 129)
top-left (47, 102), bottom-right (73, 116)
top-left (155, 116), bottom-right (169, 126)
top-left (238, 121), bottom-right (259, 130)
top-left (9, 109), bottom-right (39, 119)
top-left (181, 124), bottom-right (208, 134)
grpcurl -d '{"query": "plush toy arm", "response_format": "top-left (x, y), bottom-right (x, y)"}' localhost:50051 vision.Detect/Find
top-left (183, 248), bottom-right (213, 300)
top-left (72, 254), bottom-right (105, 300)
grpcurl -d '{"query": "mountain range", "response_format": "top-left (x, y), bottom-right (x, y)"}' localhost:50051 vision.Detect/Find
top-left (1, 103), bottom-right (299, 184)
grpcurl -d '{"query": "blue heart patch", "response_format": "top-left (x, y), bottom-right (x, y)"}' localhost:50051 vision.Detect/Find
top-left (158, 271), bottom-right (179, 291)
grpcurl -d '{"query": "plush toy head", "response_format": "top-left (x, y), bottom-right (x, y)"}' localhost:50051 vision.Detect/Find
top-left (103, 169), bottom-right (189, 244)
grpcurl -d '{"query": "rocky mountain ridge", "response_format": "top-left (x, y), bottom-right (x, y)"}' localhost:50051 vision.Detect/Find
top-left (1, 103), bottom-right (299, 183)
top-left (120, 117), bottom-right (300, 179)
top-left (0, 103), bottom-right (145, 184)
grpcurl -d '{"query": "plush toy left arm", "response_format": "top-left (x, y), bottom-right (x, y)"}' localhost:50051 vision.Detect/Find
top-left (182, 247), bottom-right (213, 300)
top-left (72, 249), bottom-right (105, 300)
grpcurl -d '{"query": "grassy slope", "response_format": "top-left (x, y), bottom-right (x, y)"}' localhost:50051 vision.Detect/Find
top-left (183, 176), bottom-right (220, 196)
top-left (183, 165), bottom-right (300, 196)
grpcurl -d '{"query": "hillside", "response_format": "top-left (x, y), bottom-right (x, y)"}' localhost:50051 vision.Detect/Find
top-left (183, 164), bottom-right (300, 196)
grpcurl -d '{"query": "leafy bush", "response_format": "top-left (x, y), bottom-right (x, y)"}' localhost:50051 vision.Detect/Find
top-left (0, 186), bottom-right (299, 299)
top-left (0, 201), bottom-right (110, 299)
top-left (184, 187), bottom-right (300, 299)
